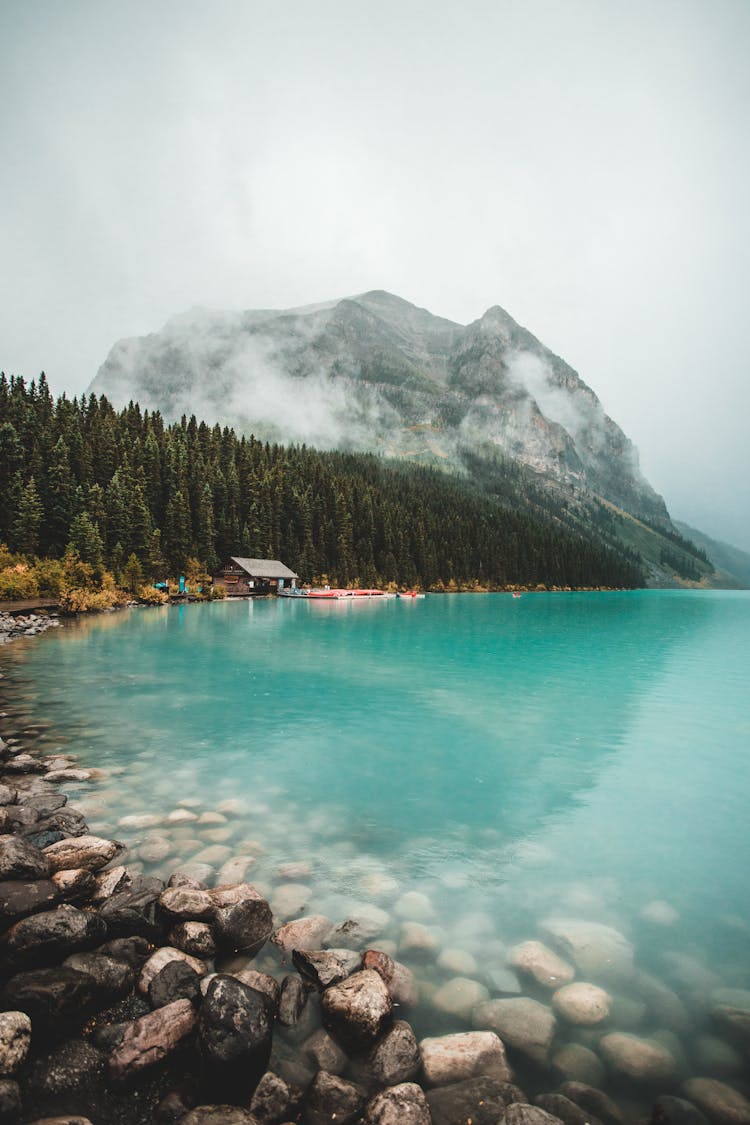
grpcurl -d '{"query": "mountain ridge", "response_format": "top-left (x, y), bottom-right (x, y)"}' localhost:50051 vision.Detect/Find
top-left (87, 289), bottom-right (721, 585)
top-left (89, 289), bottom-right (664, 512)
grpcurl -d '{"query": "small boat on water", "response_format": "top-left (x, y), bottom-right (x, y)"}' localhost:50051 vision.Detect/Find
top-left (512, 591), bottom-right (523, 599)
top-left (307, 588), bottom-right (388, 600)
top-left (396, 591), bottom-right (425, 599)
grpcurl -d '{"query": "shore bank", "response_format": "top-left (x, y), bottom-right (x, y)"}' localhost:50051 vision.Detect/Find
top-left (1, 625), bottom-right (749, 1124)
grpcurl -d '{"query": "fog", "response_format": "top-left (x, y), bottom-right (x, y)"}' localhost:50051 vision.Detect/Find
top-left (1, 1), bottom-right (748, 549)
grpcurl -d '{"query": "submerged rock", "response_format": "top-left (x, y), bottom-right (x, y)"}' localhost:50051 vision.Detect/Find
top-left (599, 1031), bottom-right (677, 1085)
top-left (507, 940), bottom-right (575, 990)
top-left (292, 947), bottom-right (361, 989)
top-left (419, 1030), bottom-right (512, 1087)
top-left (365, 1020), bottom-right (421, 1087)
top-left (542, 918), bottom-right (634, 983)
top-left (431, 976), bottom-right (490, 1022)
top-left (362, 950), bottom-right (418, 1008)
top-left (272, 915), bottom-right (333, 957)
top-left (427, 1076), bottom-right (512, 1125)
top-left (558, 1081), bottom-right (625, 1125)
top-left (551, 1043), bottom-right (606, 1087)
top-left (552, 981), bottom-right (612, 1025)
top-left (681, 1078), bottom-right (750, 1125)
top-left (305, 1070), bottom-right (367, 1125)
top-left (363, 1081), bottom-right (431, 1124)
top-left (473, 996), bottom-right (556, 1064)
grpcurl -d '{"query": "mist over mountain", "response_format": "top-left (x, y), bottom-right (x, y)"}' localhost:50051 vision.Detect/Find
top-left (89, 290), bottom-right (668, 529)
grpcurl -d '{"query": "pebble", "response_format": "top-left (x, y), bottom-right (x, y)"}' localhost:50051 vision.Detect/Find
top-left (431, 977), bottom-right (489, 1022)
top-left (552, 981), bottom-right (612, 1025)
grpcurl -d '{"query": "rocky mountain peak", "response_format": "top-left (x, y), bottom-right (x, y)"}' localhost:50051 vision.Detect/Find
top-left (87, 291), bottom-right (669, 526)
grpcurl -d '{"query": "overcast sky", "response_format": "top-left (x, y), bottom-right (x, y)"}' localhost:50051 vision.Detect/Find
top-left (2, 0), bottom-right (749, 549)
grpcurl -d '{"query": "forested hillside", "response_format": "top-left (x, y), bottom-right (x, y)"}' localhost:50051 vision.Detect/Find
top-left (0, 373), bottom-right (644, 590)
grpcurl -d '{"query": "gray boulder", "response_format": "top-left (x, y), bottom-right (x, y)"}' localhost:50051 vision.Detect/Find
top-left (2, 904), bottom-right (107, 969)
top-left (198, 975), bottom-right (273, 1101)
top-left (305, 1071), bottom-right (367, 1125)
top-left (363, 1082), bottom-right (432, 1124)
top-left (321, 969), bottom-right (393, 1050)
top-left (427, 1076), bottom-right (512, 1125)
top-left (0, 835), bottom-right (51, 880)
top-left (0, 1012), bottom-right (31, 1078)
top-left (108, 997), bottom-right (197, 1082)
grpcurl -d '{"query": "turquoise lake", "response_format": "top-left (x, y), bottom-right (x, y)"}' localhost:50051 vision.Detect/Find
top-left (2, 590), bottom-right (749, 1104)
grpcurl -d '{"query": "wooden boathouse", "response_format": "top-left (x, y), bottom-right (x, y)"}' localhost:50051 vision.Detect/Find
top-left (215, 557), bottom-right (299, 596)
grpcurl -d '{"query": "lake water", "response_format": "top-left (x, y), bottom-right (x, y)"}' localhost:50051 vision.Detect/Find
top-left (2, 591), bottom-right (749, 1109)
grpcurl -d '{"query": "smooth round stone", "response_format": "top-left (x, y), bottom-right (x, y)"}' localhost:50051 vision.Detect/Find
top-left (437, 948), bottom-right (478, 976)
top-left (177, 798), bottom-right (202, 808)
top-left (217, 857), bottom-right (255, 885)
top-left (551, 1042), bottom-right (606, 1087)
top-left (541, 918), bottom-right (634, 983)
top-left (431, 978), bottom-right (489, 1022)
top-left (608, 992), bottom-right (647, 1029)
top-left (552, 982), bottom-right (612, 1025)
top-left (277, 861), bottom-right (312, 881)
top-left (0, 1011), bottom-right (31, 1077)
top-left (399, 922), bottom-right (441, 958)
top-left (216, 798), bottom-right (247, 817)
top-left (682, 1078), bottom-right (750, 1125)
top-left (507, 940), bottom-right (575, 989)
top-left (693, 1034), bottom-right (744, 1075)
top-left (191, 845), bottom-right (232, 865)
top-left (599, 1031), bottom-right (677, 1084)
top-left (117, 813), bottom-right (162, 830)
top-left (166, 808), bottom-right (198, 824)
top-left (360, 872), bottom-right (400, 899)
top-left (139, 834), bottom-right (173, 863)
top-left (174, 862), bottom-right (215, 884)
top-left (394, 891), bottom-right (434, 921)
top-left (197, 812), bottom-right (228, 826)
top-left (640, 900), bottom-right (680, 926)
top-left (271, 884), bottom-right (311, 921)
top-left (419, 1030), bottom-right (512, 1087)
top-left (326, 904), bottom-right (391, 948)
top-left (473, 997), bottom-right (556, 1064)
top-left (272, 916), bottom-right (333, 957)
top-left (201, 827), bottom-right (233, 844)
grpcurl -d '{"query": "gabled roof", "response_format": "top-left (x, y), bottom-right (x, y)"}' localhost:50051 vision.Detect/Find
top-left (229, 557), bottom-right (299, 579)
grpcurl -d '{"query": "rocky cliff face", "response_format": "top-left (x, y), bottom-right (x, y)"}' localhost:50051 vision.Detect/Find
top-left (88, 290), bottom-right (668, 525)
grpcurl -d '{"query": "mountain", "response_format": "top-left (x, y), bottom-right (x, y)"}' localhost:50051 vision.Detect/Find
top-left (87, 290), bottom-right (717, 585)
top-left (91, 291), bottom-right (665, 512)
top-left (674, 521), bottom-right (750, 588)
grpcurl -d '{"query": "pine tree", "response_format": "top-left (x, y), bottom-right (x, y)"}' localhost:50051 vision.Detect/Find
top-left (14, 477), bottom-right (44, 555)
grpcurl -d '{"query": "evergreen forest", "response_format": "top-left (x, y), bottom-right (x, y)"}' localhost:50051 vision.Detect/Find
top-left (0, 374), bottom-right (645, 591)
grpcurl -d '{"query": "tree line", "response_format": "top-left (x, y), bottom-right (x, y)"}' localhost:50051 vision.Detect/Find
top-left (0, 373), bottom-right (645, 590)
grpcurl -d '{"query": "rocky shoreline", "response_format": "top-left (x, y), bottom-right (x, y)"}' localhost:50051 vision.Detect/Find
top-left (0, 613), bottom-right (61, 647)
top-left (1, 640), bottom-right (750, 1123)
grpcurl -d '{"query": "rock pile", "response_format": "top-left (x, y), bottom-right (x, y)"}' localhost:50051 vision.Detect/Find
top-left (2, 710), bottom-right (750, 1123)
top-left (0, 614), bottom-right (60, 647)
